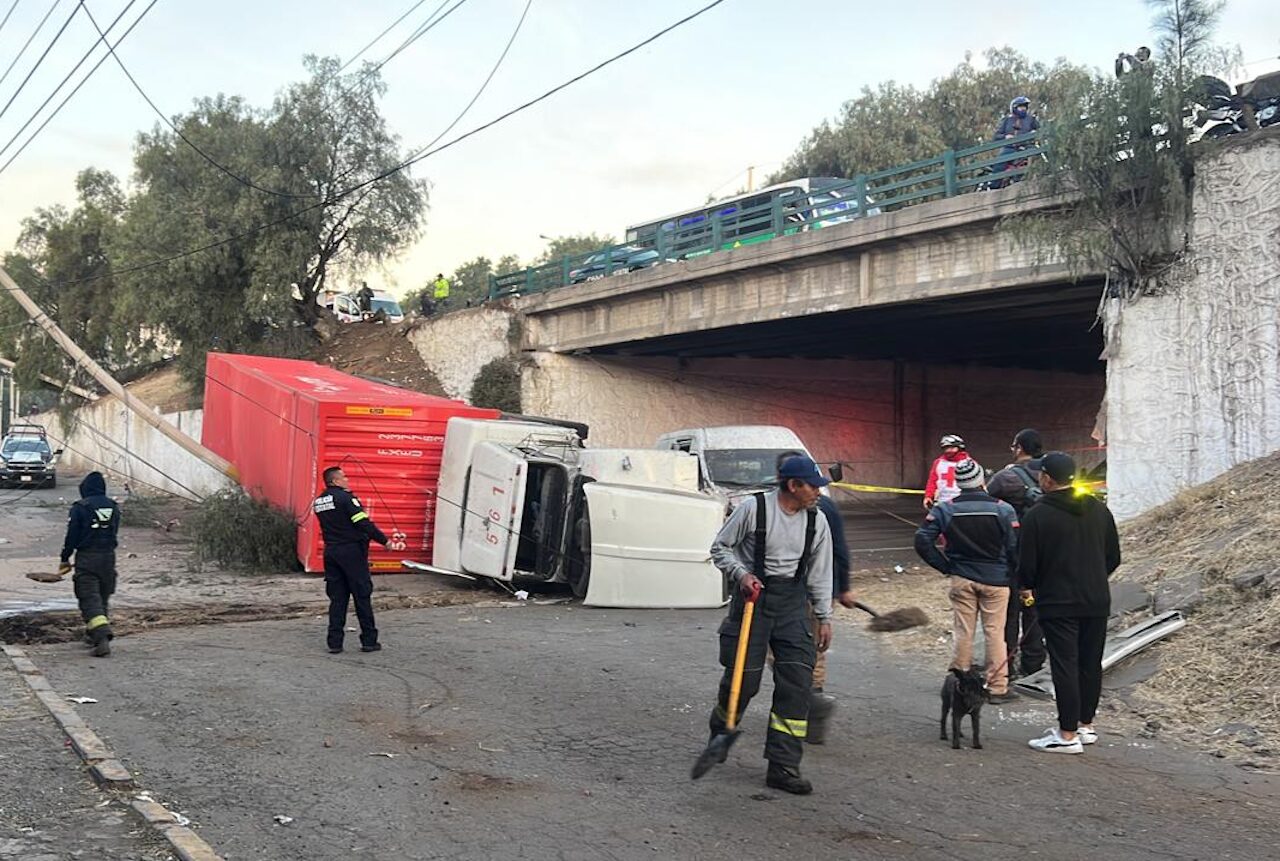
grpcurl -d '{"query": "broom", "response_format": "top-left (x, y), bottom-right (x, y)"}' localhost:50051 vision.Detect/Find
top-left (852, 600), bottom-right (929, 632)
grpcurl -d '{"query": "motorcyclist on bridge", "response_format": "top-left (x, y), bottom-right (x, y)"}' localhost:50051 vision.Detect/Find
top-left (991, 96), bottom-right (1040, 186)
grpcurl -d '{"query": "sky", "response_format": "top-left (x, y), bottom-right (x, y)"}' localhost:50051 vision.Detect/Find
top-left (0, 0), bottom-right (1277, 298)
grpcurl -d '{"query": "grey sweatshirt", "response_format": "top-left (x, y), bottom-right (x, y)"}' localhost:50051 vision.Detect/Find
top-left (710, 491), bottom-right (834, 621)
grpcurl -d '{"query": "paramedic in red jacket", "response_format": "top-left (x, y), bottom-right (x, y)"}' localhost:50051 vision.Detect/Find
top-left (924, 434), bottom-right (968, 511)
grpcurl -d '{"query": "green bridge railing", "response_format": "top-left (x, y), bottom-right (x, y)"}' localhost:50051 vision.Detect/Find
top-left (488, 130), bottom-right (1047, 300)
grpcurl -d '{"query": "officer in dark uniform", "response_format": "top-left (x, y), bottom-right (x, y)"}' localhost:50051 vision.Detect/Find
top-left (313, 466), bottom-right (389, 654)
top-left (60, 471), bottom-right (121, 658)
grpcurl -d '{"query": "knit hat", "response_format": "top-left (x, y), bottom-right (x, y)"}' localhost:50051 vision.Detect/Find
top-left (1040, 451), bottom-right (1076, 485)
top-left (953, 458), bottom-right (984, 490)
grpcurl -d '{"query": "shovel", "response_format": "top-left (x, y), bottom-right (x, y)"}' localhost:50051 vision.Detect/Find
top-left (691, 592), bottom-right (757, 779)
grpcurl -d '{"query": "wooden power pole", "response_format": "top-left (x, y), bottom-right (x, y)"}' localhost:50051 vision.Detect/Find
top-left (0, 264), bottom-right (239, 481)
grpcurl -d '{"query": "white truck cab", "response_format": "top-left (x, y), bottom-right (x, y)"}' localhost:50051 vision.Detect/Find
top-left (423, 418), bottom-right (725, 608)
top-left (654, 425), bottom-right (819, 510)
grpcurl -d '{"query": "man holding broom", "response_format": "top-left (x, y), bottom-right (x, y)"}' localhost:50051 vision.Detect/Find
top-left (694, 455), bottom-right (833, 795)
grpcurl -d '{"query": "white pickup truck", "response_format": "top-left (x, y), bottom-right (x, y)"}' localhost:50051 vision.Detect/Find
top-left (415, 417), bottom-right (726, 608)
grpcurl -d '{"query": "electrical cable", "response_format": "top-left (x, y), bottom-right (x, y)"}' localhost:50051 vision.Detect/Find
top-left (0, 0), bottom-right (138, 164)
top-left (409, 0), bottom-right (531, 159)
top-left (0, 0), bottom-right (60, 91)
top-left (0, 0), bottom-right (156, 177)
top-left (0, 0), bottom-right (83, 124)
top-left (0, 0), bottom-right (20, 43)
top-left (338, 0), bottom-right (435, 74)
top-left (41, 0), bottom-right (731, 288)
top-left (77, 0), bottom-right (317, 199)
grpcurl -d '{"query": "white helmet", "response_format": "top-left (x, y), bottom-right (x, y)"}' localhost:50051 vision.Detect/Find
top-left (939, 434), bottom-right (966, 449)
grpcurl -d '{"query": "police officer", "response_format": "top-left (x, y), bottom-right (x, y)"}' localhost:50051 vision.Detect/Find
top-left (432, 273), bottom-right (451, 311)
top-left (313, 466), bottom-right (389, 654)
top-left (60, 471), bottom-right (120, 658)
top-left (706, 455), bottom-right (834, 795)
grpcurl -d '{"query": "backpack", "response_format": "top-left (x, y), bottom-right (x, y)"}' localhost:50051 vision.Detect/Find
top-left (1011, 464), bottom-right (1043, 509)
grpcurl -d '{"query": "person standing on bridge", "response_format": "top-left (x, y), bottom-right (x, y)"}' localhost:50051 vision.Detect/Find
top-left (60, 471), bottom-right (121, 658)
top-left (313, 466), bottom-right (390, 655)
top-left (704, 455), bottom-right (834, 795)
top-left (991, 96), bottom-right (1040, 185)
top-left (923, 434), bottom-right (968, 511)
top-left (432, 273), bottom-right (451, 312)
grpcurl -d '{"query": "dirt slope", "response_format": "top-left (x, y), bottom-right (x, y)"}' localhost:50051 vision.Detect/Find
top-left (312, 319), bottom-right (446, 396)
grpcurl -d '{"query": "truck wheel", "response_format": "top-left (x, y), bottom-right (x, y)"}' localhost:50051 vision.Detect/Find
top-left (566, 515), bottom-right (591, 599)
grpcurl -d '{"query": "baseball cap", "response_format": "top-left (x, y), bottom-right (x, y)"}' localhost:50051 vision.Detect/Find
top-left (777, 455), bottom-right (831, 487)
top-left (1040, 451), bottom-right (1076, 484)
top-left (953, 458), bottom-right (984, 489)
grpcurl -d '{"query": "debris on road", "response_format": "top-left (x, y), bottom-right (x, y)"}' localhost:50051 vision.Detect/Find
top-left (515, 590), bottom-right (529, 601)
top-left (368, 752), bottom-right (398, 758)
top-left (274, 815), bottom-right (294, 826)
top-left (66, 695), bottom-right (98, 704)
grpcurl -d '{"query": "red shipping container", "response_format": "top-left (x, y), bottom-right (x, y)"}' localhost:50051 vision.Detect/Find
top-left (201, 352), bottom-right (498, 573)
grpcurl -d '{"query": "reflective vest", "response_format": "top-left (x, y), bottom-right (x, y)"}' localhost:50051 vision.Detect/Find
top-left (433, 277), bottom-right (450, 299)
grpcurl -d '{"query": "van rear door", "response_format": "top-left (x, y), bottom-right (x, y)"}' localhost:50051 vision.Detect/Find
top-left (459, 442), bottom-right (528, 581)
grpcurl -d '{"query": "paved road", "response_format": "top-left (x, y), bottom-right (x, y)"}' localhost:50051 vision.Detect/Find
top-left (24, 605), bottom-right (1278, 861)
top-left (0, 658), bottom-right (173, 860)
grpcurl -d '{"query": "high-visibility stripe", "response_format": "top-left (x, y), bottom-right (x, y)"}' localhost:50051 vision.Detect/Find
top-left (86, 615), bottom-right (110, 631)
top-left (351, 512), bottom-right (369, 523)
top-left (768, 713), bottom-right (808, 738)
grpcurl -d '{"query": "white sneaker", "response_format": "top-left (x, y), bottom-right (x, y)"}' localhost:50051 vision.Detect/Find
top-left (1029, 729), bottom-right (1084, 754)
top-left (1077, 726), bottom-right (1098, 745)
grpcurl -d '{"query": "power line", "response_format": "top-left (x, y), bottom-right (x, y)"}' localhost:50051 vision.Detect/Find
top-left (337, 0), bottom-right (434, 75)
top-left (77, 0), bottom-right (315, 199)
top-left (412, 0), bottom-right (532, 156)
top-left (0, 0), bottom-right (84, 124)
top-left (0, 0), bottom-right (61, 91)
top-left (0, 0), bottom-right (157, 178)
top-left (49, 0), bottom-right (730, 288)
top-left (0, 0), bottom-right (21, 43)
top-left (0, 0), bottom-right (139, 164)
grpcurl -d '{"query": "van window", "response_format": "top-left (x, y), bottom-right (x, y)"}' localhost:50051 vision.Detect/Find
top-left (704, 449), bottom-right (798, 488)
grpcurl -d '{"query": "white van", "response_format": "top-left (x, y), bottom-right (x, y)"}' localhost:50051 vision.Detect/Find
top-left (655, 425), bottom-right (822, 510)
top-left (421, 418), bottom-right (725, 608)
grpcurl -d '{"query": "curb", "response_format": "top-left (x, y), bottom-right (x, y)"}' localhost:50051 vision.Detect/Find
top-left (1, 644), bottom-right (225, 861)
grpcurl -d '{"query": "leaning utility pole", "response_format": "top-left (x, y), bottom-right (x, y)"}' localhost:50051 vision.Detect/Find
top-left (0, 263), bottom-right (239, 481)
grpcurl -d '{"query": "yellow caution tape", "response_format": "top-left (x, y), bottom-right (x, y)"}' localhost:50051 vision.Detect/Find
top-left (831, 481), bottom-right (925, 495)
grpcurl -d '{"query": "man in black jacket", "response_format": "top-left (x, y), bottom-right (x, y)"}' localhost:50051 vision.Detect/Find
top-left (313, 466), bottom-right (390, 654)
top-left (914, 458), bottom-right (1021, 703)
top-left (60, 472), bottom-right (120, 657)
top-left (987, 428), bottom-right (1047, 677)
top-left (1018, 452), bottom-right (1121, 755)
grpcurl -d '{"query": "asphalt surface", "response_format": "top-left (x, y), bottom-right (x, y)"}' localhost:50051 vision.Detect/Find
top-left (0, 657), bottom-right (173, 860)
top-left (23, 604), bottom-right (1279, 861)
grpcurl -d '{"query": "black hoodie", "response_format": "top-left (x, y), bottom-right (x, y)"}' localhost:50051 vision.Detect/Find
top-left (60, 472), bottom-right (120, 563)
top-left (1016, 489), bottom-right (1120, 619)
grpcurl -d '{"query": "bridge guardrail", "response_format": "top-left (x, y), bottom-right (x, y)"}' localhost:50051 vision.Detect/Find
top-left (489, 130), bottom-right (1047, 300)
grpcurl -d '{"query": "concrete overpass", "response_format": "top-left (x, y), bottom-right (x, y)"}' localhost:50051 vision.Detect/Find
top-left (517, 183), bottom-right (1105, 372)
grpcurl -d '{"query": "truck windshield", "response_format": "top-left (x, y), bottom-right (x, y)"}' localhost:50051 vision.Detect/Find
top-left (2, 439), bottom-right (50, 457)
top-left (703, 449), bottom-right (795, 487)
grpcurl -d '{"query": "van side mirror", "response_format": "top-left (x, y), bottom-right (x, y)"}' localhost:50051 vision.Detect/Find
top-left (827, 463), bottom-right (844, 484)
top-left (54, 448), bottom-right (64, 457)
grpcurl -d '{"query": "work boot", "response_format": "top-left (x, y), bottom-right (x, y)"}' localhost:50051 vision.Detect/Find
top-left (766, 762), bottom-right (812, 795)
top-left (89, 626), bottom-right (112, 658)
top-left (806, 693), bottom-right (837, 745)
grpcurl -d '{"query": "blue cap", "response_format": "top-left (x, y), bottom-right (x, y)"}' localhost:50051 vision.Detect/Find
top-left (778, 455), bottom-right (831, 487)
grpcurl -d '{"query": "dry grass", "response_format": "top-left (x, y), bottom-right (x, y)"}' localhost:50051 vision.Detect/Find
top-left (1112, 452), bottom-right (1280, 760)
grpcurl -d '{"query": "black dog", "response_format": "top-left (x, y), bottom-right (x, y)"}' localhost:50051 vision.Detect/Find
top-left (940, 668), bottom-right (988, 750)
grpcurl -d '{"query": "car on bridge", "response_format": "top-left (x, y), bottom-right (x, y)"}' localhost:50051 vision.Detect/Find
top-left (567, 245), bottom-right (664, 284)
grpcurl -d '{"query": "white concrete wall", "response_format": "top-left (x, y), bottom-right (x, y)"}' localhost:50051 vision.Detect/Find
top-left (405, 305), bottom-right (516, 400)
top-left (30, 400), bottom-right (233, 500)
top-left (1105, 133), bottom-right (1280, 520)
top-left (523, 354), bottom-right (1103, 490)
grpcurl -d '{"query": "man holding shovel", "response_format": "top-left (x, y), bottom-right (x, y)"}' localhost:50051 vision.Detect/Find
top-left (694, 455), bottom-right (833, 795)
